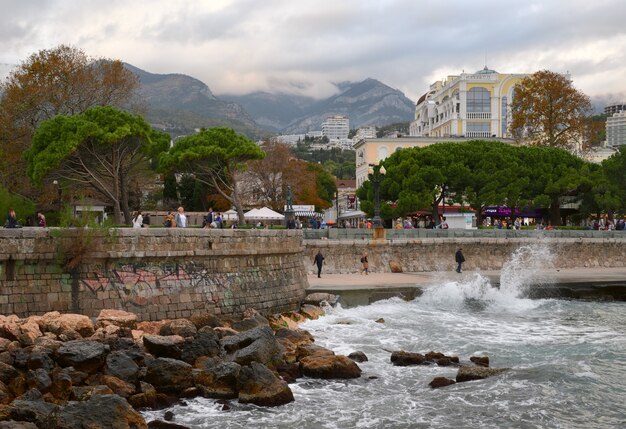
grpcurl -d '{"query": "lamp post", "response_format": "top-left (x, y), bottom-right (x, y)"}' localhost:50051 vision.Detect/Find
top-left (52, 180), bottom-right (62, 212)
top-left (367, 163), bottom-right (386, 228)
top-left (335, 191), bottom-right (340, 227)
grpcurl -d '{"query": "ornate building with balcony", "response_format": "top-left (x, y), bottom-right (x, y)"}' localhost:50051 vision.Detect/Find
top-left (409, 67), bottom-right (528, 139)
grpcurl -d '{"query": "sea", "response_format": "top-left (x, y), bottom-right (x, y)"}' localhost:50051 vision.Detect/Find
top-left (143, 244), bottom-right (626, 428)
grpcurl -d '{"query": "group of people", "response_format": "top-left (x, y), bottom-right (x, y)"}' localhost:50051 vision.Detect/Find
top-left (4, 209), bottom-right (47, 228)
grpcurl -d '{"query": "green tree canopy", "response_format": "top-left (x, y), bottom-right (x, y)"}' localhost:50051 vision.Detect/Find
top-left (159, 127), bottom-right (265, 224)
top-left (25, 106), bottom-right (161, 224)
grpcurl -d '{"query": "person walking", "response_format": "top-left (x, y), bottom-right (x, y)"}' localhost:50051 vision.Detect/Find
top-left (132, 211), bottom-right (143, 228)
top-left (360, 252), bottom-right (369, 275)
top-left (175, 206), bottom-right (187, 228)
top-left (455, 248), bottom-right (465, 273)
top-left (313, 250), bottom-right (325, 278)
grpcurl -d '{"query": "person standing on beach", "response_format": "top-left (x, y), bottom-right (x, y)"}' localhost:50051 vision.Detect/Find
top-left (455, 248), bottom-right (465, 273)
top-left (313, 250), bottom-right (325, 278)
top-left (360, 252), bottom-right (369, 275)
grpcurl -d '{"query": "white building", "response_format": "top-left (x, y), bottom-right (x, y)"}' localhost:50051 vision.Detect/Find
top-left (607, 111), bottom-right (626, 147)
top-left (322, 115), bottom-right (349, 140)
top-left (355, 125), bottom-right (377, 140)
top-left (605, 103), bottom-right (626, 116)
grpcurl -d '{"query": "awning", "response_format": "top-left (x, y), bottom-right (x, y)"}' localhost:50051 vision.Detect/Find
top-left (293, 210), bottom-right (322, 217)
top-left (338, 210), bottom-right (367, 219)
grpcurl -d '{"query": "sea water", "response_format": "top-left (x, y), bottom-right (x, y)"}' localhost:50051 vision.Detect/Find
top-left (144, 245), bottom-right (626, 429)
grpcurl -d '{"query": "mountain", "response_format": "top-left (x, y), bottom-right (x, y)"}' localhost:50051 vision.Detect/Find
top-left (124, 64), bottom-right (267, 139)
top-left (223, 78), bottom-right (416, 134)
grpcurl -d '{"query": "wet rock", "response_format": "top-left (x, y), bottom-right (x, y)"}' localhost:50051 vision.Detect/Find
top-left (180, 328), bottom-right (221, 364)
top-left (302, 293), bottom-right (338, 306)
top-left (274, 329), bottom-right (314, 347)
top-left (390, 351), bottom-right (427, 366)
top-left (300, 355), bottom-right (362, 379)
top-left (389, 260), bottom-right (403, 273)
top-left (375, 318), bottom-right (385, 324)
top-left (160, 320), bottom-right (197, 338)
top-left (237, 362), bottom-right (294, 407)
top-left (295, 344), bottom-right (334, 361)
top-left (232, 310), bottom-right (269, 332)
top-left (147, 420), bottom-right (190, 429)
top-left (470, 356), bottom-right (490, 367)
top-left (101, 375), bottom-right (136, 398)
top-left (194, 361), bottom-right (240, 399)
top-left (299, 305), bottom-right (325, 320)
top-left (144, 358), bottom-right (193, 395)
top-left (456, 365), bottom-right (510, 383)
top-left (96, 309), bottom-right (138, 330)
top-left (105, 350), bottom-right (140, 384)
top-left (348, 351), bottom-right (368, 363)
top-left (267, 315), bottom-right (298, 331)
top-left (9, 400), bottom-right (58, 427)
top-left (429, 377), bottom-right (456, 388)
top-left (128, 382), bottom-right (158, 409)
top-left (276, 362), bottom-right (301, 383)
top-left (142, 335), bottom-right (185, 360)
top-left (425, 351), bottom-right (445, 361)
top-left (221, 326), bottom-right (284, 368)
top-left (55, 341), bottom-right (108, 373)
top-left (54, 394), bottom-right (147, 428)
top-left (436, 357), bottom-right (453, 366)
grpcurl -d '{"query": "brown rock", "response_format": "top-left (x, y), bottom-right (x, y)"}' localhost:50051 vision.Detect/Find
top-left (237, 362), bottom-right (294, 407)
top-left (429, 377), bottom-right (456, 388)
top-left (213, 327), bottom-right (238, 339)
top-left (470, 356), bottom-right (490, 367)
top-left (389, 260), bottom-right (403, 273)
top-left (160, 320), bottom-right (197, 338)
top-left (194, 361), bottom-right (240, 399)
top-left (90, 325), bottom-right (123, 342)
top-left (96, 309), bottom-right (138, 330)
top-left (54, 394), bottom-right (147, 428)
top-left (295, 344), bottom-right (334, 361)
top-left (189, 313), bottom-right (223, 330)
top-left (142, 335), bottom-right (185, 359)
top-left (0, 339), bottom-right (12, 353)
top-left (390, 351), bottom-right (427, 366)
top-left (137, 321), bottom-right (168, 336)
top-left (276, 362), bottom-right (301, 383)
top-left (425, 351), bottom-right (445, 361)
top-left (348, 351), bottom-right (368, 363)
top-left (70, 385), bottom-right (114, 401)
top-left (39, 313), bottom-right (94, 338)
top-left (299, 305), bottom-right (325, 320)
top-left (49, 371), bottom-right (72, 401)
top-left (147, 420), bottom-right (190, 429)
top-left (300, 355), bottom-right (362, 379)
top-left (276, 340), bottom-right (297, 364)
top-left (456, 365), bottom-right (510, 383)
top-left (435, 357), bottom-right (453, 366)
top-left (0, 381), bottom-right (12, 405)
top-left (375, 318), bottom-right (385, 324)
top-left (284, 311), bottom-right (307, 324)
top-left (144, 358), bottom-right (194, 395)
top-left (101, 375), bottom-right (136, 398)
top-left (274, 329), bottom-right (314, 347)
top-left (0, 323), bottom-right (20, 342)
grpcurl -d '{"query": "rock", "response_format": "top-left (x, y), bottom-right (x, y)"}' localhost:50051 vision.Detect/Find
top-left (302, 293), bottom-right (338, 306)
top-left (55, 341), bottom-right (108, 373)
top-left (0, 381), bottom-right (12, 405)
top-left (54, 394), bottom-right (147, 428)
top-left (49, 371), bottom-right (72, 401)
top-left (0, 362), bottom-right (20, 385)
top-left (389, 260), bottom-right (403, 273)
top-left (59, 367), bottom-right (89, 386)
top-left (221, 326), bottom-right (284, 368)
top-left (17, 321), bottom-right (42, 347)
top-left (300, 355), bottom-right (362, 379)
top-left (70, 385), bottom-right (114, 401)
top-left (160, 320), bottom-right (197, 338)
top-left (7, 376), bottom-right (26, 398)
top-left (194, 362), bottom-right (240, 399)
top-left (39, 313), bottom-right (94, 338)
top-left (142, 335), bottom-right (185, 359)
top-left (189, 313), bottom-right (223, 330)
top-left (390, 351), bottom-right (428, 366)
top-left (435, 357), bottom-right (453, 366)
top-left (295, 344), bottom-right (334, 361)
top-left (105, 350), bottom-right (141, 384)
top-left (274, 329), bottom-right (314, 347)
top-left (147, 421), bottom-right (190, 429)
top-left (213, 327), bottom-right (238, 339)
top-left (425, 351), bottom-right (445, 361)
top-left (136, 321), bottom-right (168, 336)
top-left (275, 362), bottom-right (301, 383)
top-left (90, 325), bottom-right (123, 342)
top-left (299, 305), bottom-right (325, 320)
top-left (348, 351), bottom-right (368, 363)
top-left (100, 375), bottom-right (136, 398)
top-left (180, 329), bottom-right (221, 364)
top-left (456, 366), bottom-right (510, 383)
top-left (232, 310), bottom-right (269, 332)
top-left (375, 318), bottom-right (385, 324)
top-left (470, 356), bottom-right (490, 367)
top-left (0, 421), bottom-right (38, 428)
top-left (237, 362), bottom-right (294, 407)
top-left (26, 348), bottom-right (55, 373)
top-left (429, 377), bottom-right (456, 388)
top-left (284, 311), bottom-right (307, 325)
top-left (128, 382), bottom-right (158, 409)
top-left (0, 339), bottom-right (13, 353)
top-left (26, 368), bottom-right (52, 393)
top-left (266, 315), bottom-right (296, 331)
top-left (0, 323), bottom-right (20, 342)
top-left (9, 400), bottom-right (58, 427)
top-left (144, 358), bottom-right (194, 395)
top-left (96, 309), bottom-right (138, 330)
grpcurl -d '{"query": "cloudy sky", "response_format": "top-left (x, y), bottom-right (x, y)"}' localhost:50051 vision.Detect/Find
top-left (1, 0), bottom-right (625, 103)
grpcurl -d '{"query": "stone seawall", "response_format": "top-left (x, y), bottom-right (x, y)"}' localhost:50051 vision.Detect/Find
top-left (0, 228), bottom-right (307, 320)
top-left (304, 237), bottom-right (626, 274)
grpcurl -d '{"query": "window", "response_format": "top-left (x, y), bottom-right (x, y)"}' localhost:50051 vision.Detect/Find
top-left (501, 96), bottom-right (508, 136)
top-left (467, 87), bottom-right (490, 112)
top-left (466, 122), bottom-right (490, 132)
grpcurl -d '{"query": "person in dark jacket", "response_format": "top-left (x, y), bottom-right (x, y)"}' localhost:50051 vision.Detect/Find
top-left (455, 248), bottom-right (465, 273)
top-left (6, 208), bottom-right (18, 228)
top-left (313, 251), bottom-right (325, 278)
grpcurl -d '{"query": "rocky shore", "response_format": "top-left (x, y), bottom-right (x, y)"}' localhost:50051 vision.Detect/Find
top-left (0, 302), bottom-right (365, 429)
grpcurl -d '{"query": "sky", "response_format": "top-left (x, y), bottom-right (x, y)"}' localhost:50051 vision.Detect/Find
top-left (1, 0), bottom-right (625, 104)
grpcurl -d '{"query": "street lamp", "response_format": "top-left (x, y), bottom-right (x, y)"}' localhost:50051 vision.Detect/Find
top-left (367, 163), bottom-right (386, 228)
top-left (335, 191), bottom-right (340, 227)
top-left (52, 180), bottom-right (62, 212)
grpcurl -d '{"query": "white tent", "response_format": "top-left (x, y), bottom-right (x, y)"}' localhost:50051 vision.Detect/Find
top-left (244, 207), bottom-right (284, 220)
top-left (222, 209), bottom-right (238, 221)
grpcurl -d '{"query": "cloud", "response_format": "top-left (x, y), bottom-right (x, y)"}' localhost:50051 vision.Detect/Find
top-left (0, 0), bottom-right (624, 101)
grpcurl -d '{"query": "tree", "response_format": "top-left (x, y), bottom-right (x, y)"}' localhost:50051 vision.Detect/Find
top-left (600, 146), bottom-right (626, 214)
top-left (511, 70), bottom-right (592, 149)
top-left (25, 106), bottom-right (164, 224)
top-left (159, 128), bottom-right (265, 224)
top-left (0, 45), bottom-right (139, 199)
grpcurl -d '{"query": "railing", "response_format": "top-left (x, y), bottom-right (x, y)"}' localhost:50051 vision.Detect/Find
top-left (461, 73), bottom-right (498, 81)
top-left (465, 131), bottom-right (492, 138)
top-left (466, 112), bottom-right (491, 119)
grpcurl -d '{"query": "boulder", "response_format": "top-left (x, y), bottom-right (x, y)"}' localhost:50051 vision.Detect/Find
top-left (390, 351), bottom-right (428, 366)
top-left (470, 356), bottom-right (490, 367)
top-left (302, 293), bottom-right (338, 306)
top-left (70, 385), bottom-right (114, 401)
top-left (375, 318), bottom-right (385, 324)
top-left (429, 377), bottom-right (456, 388)
top-left (267, 315), bottom-right (297, 331)
top-left (456, 366), bottom-right (510, 383)
top-left (0, 362), bottom-right (19, 385)
top-left (144, 358), bottom-right (193, 395)
top-left (0, 421), bottom-right (38, 428)
top-left (38, 313), bottom-right (94, 338)
top-left (128, 382), bottom-right (158, 410)
top-left (0, 339), bottom-right (13, 354)
top-left (147, 420), bottom-right (190, 429)
top-left (49, 371), bottom-right (72, 401)
top-left (275, 362), bottom-right (301, 383)
top-left (232, 310), bottom-right (269, 332)
top-left (160, 320), bottom-right (197, 338)
top-left (180, 328), bottom-right (221, 364)
top-left (425, 351), bottom-right (445, 361)
top-left (221, 326), bottom-right (284, 368)
top-left (348, 351), bottom-right (368, 363)
top-left (101, 375), bottom-right (136, 398)
top-left (237, 362), bottom-right (294, 407)
top-left (0, 381), bottom-right (12, 405)
top-left (96, 310), bottom-right (138, 330)
top-left (274, 329), bottom-right (314, 347)
top-left (9, 400), bottom-right (58, 427)
top-left (55, 341), bottom-right (108, 373)
top-left (17, 321), bottom-right (42, 347)
top-left (142, 335), bottom-right (185, 359)
top-left (296, 344), bottom-right (334, 361)
top-left (26, 369), bottom-right (52, 393)
top-left (136, 321), bottom-right (168, 336)
top-left (300, 355), bottom-right (362, 379)
top-left (105, 351), bottom-right (140, 384)
top-left (189, 313), bottom-right (223, 330)
top-left (213, 327), bottom-right (238, 339)
top-left (194, 362), bottom-right (241, 399)
top-left (299, 305), bottom-right (325, 320)
top-left (90, 325), bottom-right (124, 342)
top-left (389, 260), bottom-right (403, 273)
top-left (0, 323), bottom-right (20, 342)
top-left (26, 348), bottom-right (55, 373)
top-left (53, 394), bottom-right (147, 428)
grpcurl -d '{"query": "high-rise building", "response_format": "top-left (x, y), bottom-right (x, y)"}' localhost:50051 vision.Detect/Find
top-left (607, 111), bottom-right (626, 147)
top-left (604, 103), bottom-right (626, 116)
top-left (355, 125), bottom-right (377, 140)
top-left (409, 67), bottom-right (528, 139)
top-left (322, 115), bottom-right (349, 140)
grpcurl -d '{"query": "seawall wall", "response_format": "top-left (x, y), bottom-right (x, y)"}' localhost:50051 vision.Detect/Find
top-left (0, 228), bottom-right (307, 320)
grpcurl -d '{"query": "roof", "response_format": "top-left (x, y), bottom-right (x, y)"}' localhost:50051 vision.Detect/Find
top-left (244, 207), bottom-right (284, 220)
top-left (336, 179), bottom-right (356, 189)
top-left (476, 66), bottom-right (498, 74)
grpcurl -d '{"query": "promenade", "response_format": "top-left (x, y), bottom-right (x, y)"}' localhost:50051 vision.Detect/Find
top-left (306, 267), bottom-right (626, 306)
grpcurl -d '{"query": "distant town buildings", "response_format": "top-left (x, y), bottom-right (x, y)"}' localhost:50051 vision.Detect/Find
top-left (604, 103), bottom-right (626, 116)
top-left (607, 110), bottom-right (626, 147)
top-left (409, 67), bottom-right (528, 139)
top-left (354, 125), bottom-right (377, 140)
top-left (322, 115), bottom-right (350, 140)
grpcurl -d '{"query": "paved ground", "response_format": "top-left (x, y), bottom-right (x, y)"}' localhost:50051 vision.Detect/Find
top-left (307, 267), bottom-right (626, 291)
